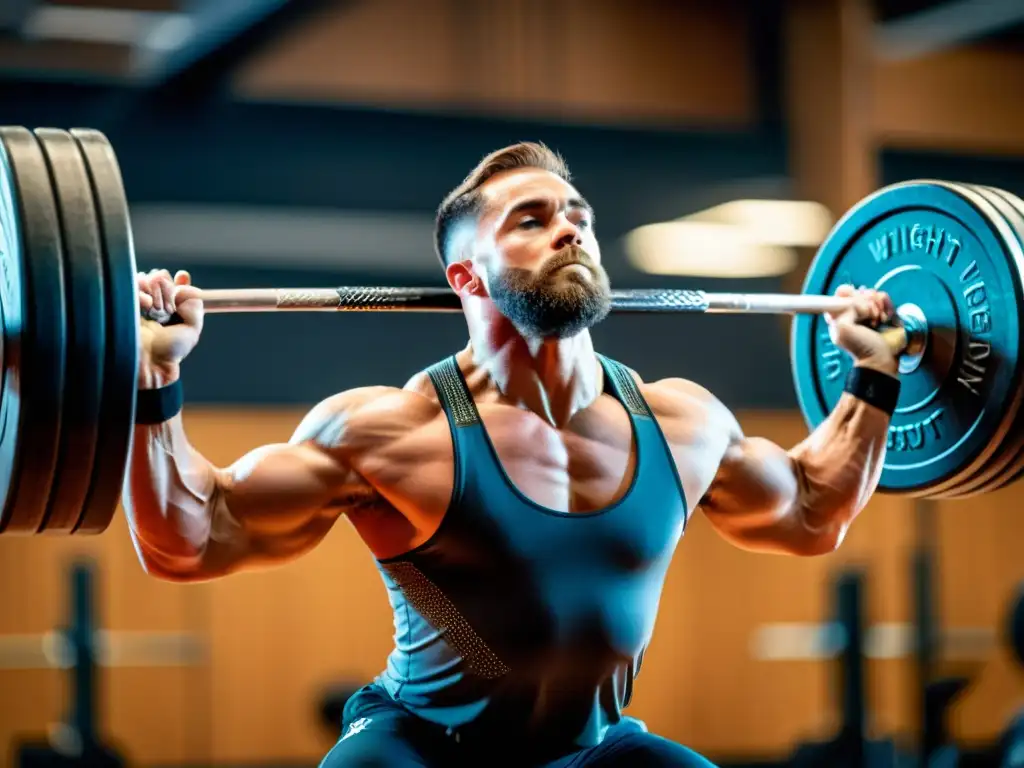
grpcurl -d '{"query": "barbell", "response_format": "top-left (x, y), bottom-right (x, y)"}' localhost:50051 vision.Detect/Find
top-left (2, 125), bottom-right (1024, 536)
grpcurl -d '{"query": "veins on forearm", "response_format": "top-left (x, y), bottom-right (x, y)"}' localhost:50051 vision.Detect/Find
top-left (135, 420), bottom-right (219, 547)
top-left (791, 396), bottom-right (889, 532)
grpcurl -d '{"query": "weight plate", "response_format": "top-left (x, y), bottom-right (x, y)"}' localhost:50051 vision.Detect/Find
top-left (932, 184), bottom-right (1024, 498)
top-left (791, 181), bottom-right (1024, 496)
top-left (71, 129), bottom-right (138, 535)
top-left (966, 185), bottom-right (1024, 496)
top-left (0, 127), bottom-right (67, 534)
top-left (34, 129), bottom-right (107, 533)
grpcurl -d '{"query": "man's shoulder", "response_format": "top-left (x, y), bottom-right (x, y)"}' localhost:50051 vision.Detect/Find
top-left (641, 376), bottom-right (717, 407)
top-left (311, 362), bottom-right (447, 413)
top-left (602, 357), bottom-right (714, 411)
top-left (290, 379), bottom-right (443, 448)
top-left (621, 368), bottom-right (741, 439)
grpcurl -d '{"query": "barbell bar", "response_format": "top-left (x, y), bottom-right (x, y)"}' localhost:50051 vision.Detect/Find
top-left (188, 286), bottom-right (857, 314)
top-left (3, 125), bottom-right (1024, 537)
top-left (170, 286), bottom-right (914, 359)
top-left (166, 286), bottom-right (913, 355)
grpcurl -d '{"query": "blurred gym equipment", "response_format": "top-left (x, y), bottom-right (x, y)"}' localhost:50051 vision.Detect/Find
top-left (0, 561), bottom-right (206, 767)
top-left (749, 499), bottom-right (1024, 768)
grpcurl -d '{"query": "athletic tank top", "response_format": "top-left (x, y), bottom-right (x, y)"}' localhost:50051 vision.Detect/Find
top-left (373, 354), bottom-right (688, 750)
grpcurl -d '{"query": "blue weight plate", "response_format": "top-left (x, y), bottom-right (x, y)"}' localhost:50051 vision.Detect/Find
top-left (791, 181), bottom-right (1024, 497)
top-left (934, 184), bottom-right (1024, 498)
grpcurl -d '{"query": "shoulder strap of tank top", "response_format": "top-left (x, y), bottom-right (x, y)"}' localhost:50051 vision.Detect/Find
top-left (598, 354), bottom-right (689, 523)
top-left (426, 356), bottom-right (482, 428)
top-left (429, 353), bottom-right (651, 423)
top-left (598, 355), bottom-right (653, 419)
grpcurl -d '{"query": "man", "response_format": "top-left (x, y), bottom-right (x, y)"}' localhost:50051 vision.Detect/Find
top-left (126, 142), bottom-right (899, 767)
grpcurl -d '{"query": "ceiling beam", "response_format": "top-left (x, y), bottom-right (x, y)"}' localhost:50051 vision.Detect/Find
top-left (875, 0), bottom-right (1024, 61)
top-left (1, 0), bottom-right (327, 88)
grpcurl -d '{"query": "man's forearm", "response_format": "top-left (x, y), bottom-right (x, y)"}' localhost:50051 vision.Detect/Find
top-left (123, 414), bottom-right (221, 568)
top-left (788, 390), bottom-right (892, 543)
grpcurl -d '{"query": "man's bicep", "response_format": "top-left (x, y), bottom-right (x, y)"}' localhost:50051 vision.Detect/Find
top-left (649, 377), bottom-right (810, 552)
top-left (680, 385), bottom-right (800, 535)
top-left (212, 390), bottom-right (389, 548)
top-left (185, 441), bottom-right (347, 573)
top-left (221, 441), bottom-right (352, 527)
top-left (701, 435), bottom-right (801, 520)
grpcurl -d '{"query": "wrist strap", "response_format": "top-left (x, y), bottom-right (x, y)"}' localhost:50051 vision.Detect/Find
top-left (136, 380), bottom-right (184, 425)
top-left (844, 366), bottom-right (901, 416)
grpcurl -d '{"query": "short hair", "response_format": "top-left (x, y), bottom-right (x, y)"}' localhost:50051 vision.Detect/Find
top-left (433, 142), bottom-right (571, 267)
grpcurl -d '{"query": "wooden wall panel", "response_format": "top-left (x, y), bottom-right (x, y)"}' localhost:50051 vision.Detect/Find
top-left (526, 0), bottom-right (754, 125)
top-left (235, 0), bottom-right (468, 109)
top-left (233, 0), bottom-right (755, 128)
top-left (873, 46), bottom-right (1024, 157)
top-left (1, 407), bottom-right (1022, 765)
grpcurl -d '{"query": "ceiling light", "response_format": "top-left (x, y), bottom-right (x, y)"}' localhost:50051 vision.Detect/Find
top-left (624, 221), bottom-right (798, 278)
top-left (686, 199), bottom-right (834, 247)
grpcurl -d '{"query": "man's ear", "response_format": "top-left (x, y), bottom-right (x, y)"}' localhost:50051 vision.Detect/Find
top-left (446, 260), bottom-right (488, 297)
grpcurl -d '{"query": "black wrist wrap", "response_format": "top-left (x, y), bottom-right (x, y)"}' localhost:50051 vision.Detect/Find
top-left (136, 380), bottom-right (184, 424)
top-left (843, 366), bottom-right (900, 416)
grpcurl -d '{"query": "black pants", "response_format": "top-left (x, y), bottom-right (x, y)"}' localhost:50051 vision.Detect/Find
top-left (321, 684), bottom-right (718, 768)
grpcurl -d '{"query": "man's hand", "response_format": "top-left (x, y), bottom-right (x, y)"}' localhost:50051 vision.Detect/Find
top-left (825, 285), bottom-right (899, 376)
top-left (137, 269), bottom-right (204, 388)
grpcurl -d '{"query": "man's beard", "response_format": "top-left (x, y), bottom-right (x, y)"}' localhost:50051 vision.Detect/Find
top-left (488, 246), bottom-right (613, 340)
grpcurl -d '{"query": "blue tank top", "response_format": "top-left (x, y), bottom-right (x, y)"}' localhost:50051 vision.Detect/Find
top-left (373, 354), bottom-right (688, 750)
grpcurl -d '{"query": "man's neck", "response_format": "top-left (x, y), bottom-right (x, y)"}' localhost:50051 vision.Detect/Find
top-left (465, 311), bottom-right (603, 428)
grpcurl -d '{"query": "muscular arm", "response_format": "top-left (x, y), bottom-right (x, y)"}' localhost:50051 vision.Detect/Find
top-left (123, 387), bottom-right (389, 582)
top-left (668, 378), bottom-right (890, 556)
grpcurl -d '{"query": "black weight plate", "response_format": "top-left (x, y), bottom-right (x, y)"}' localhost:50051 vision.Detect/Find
top-left (932, 184), bottom-right (1024, 498)
top-left (791, 181), bottom-right (1024, 496)
top-left (33, 129), bottom-right (107, 534)
top-left (70, 129), bottom-right (138, 535)
top-left (0, 127), bottom-right (67, 534)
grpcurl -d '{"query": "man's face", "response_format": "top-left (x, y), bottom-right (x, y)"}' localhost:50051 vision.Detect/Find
top-left (463, 168), bottom-right (612, 339)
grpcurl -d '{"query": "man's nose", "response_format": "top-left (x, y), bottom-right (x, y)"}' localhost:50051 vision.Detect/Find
top-left (552, 218), bottom-right (582, 249)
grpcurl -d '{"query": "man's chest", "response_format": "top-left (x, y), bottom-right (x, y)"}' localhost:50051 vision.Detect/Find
top-left (354, 395), bottom-right (722, 520)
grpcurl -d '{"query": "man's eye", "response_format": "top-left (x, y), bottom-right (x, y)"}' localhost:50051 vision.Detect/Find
top-left (519, 217), bottom-right (540, 229)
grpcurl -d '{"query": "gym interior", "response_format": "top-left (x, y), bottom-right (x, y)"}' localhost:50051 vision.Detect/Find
top-left (2, 0), bottom-right (1024, 766)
